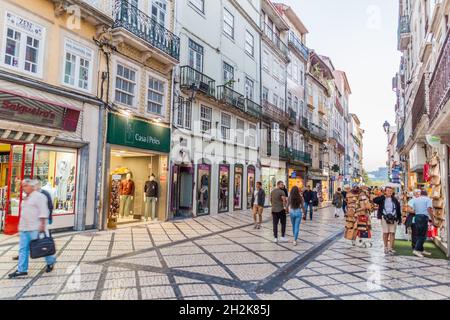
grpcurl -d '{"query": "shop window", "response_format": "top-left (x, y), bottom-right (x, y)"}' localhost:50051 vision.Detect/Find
top-left (63, 39), bottom-right (93, 92)
top-left (218, 164), bottom-right (230, 213)
top-left (233, 165), bottom-right (243, 210)
top-left (246, 166), bottom-right (256, 209)
top-left (147, 76), bottom-right (165, 115)
top-left (2, 12), bottom-right (44, 77)
top-left (197, 163), bottom-right (211, 215)
top-left (115, 63), bottom-right (137, 107)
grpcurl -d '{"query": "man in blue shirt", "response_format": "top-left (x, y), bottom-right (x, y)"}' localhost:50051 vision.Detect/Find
top-left (408, 190), bottom-right (435, 258)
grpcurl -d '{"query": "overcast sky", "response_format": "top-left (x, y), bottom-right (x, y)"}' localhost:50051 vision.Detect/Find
top-left (283, 0), bottom-right (401, 172)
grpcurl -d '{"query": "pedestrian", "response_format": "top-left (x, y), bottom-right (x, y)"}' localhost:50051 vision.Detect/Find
top-left (373, 186), bottom-right (402, 255)
top-left (406, 190), bottom-right (421, 249)
top-left (8, 179), bottom-right (56, 279)
top-left (332, 188), bottom-right (344, 218)
top-left (270, 181), bottom-right (288, 243)
top-left (280, 183), bottom-right (288, 198)
top-left (302, 186), bottom-right (314, 221)
top-left (342, 187), bottom-right (349, 214)
top-left (287, 186), bottom-right (305, 246)
top-left (408, 190), bottom-right (434, 258)
top-left (251, 182), bottom-right (266, 229)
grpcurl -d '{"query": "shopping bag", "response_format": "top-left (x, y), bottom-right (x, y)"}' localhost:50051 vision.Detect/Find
top-left (428, 223), bottom-right (438, 239)
top-left (29, 232), bottom-right (56, 259)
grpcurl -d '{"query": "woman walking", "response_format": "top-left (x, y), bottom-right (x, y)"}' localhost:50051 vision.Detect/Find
top-left (333, 188), bottom-right (344, 218)
top-left (288, 186), bottom-right (305, 246)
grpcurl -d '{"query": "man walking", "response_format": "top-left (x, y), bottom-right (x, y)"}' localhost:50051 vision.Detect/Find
top-left (251, 182), bottom-right (266, 229)
top-left (271, 181), bottom-right (288, 243)
top-left (408, 190), bottom-right (434, 258)
top-left (332, 188), bottom-right (344, 218)
top-left (9, 179), bottom-right (56, 279)
top-left (303, 186), bottom-right (314, 221)
top-left (373, 187), bottom-right (402, 255)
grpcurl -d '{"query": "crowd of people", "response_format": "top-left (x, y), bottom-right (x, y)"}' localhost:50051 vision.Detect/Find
top-left (251, 180), bottom-right (437, 257)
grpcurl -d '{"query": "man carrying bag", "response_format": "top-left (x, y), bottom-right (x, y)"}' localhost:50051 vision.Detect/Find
top-left (9, 179), bottom-right (56, 279)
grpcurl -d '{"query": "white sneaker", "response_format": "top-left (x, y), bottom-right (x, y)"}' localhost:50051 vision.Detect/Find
top-left (422, 251), bottom-right (432, 257)
top-left (280, 237), bottom-right (288, 243)
top-left (293, 241), bottom-right (297, 246)
top-left (274, 238), bottom-right (278, 243)
top-left (389, 249), bottom-right (397, 254)
top-left (413, 250), bottom-right (424, 258)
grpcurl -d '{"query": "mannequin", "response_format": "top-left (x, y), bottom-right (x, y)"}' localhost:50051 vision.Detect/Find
top-left (119, 173), bottom-right (135, 218)
top-left (144, 174), bottom-right (159, 221)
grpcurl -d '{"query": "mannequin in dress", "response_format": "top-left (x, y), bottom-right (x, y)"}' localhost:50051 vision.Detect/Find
top-left (144, 174), bottom-right (158, 221)
top-left (119, 173), bottom-right (135, 218)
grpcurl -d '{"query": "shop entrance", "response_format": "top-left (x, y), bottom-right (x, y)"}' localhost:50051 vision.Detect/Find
top-left (0, 143), bottom-right (77, 234)
top-left (108, 148), bottom-right (168, 226)
top-left (171, 164), bottom-right (194, 218)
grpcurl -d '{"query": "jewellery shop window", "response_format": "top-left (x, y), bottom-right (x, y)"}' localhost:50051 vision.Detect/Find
top-left (33, 146), bottom-right (77, 215)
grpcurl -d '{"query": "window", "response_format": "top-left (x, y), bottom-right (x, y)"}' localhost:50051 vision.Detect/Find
top-left (236, 118), bottom-right (245, 144)
top-left (223, 8), bottom-right (234, 39)
top-left (151, 0), bottom-right (167, 26)
top-left (273, 94), bottom-right (279, 107)
top-left (262, 87), bottom-right (269, 101)
top-left (2, 12), bottom-right (44, 77)
top-left (200, 105), bottom-right (212, 134)
top-left (115, 64), bottom-right (137, 107)
top-left (293, 96), bottom-right (299, 113)
top-left (262, 51), bottom-right (269, 70)
top-left (188, 39), bottom-right (203, 72)
top-left (147, 76), bottom-right (165, 115)
top-left (245, 77), bottom-right (254, 100)
top-left (189, 0), bottom-right (204, 13)
top-left (279, 131), bottom-right (286, 147)
top-left (223, 62), bottom-right (234, 87)
top-left (272, 123), bottom-right (280, 143)
top-left (280, 98), bottom-right (285, 110)
top-left (287, 92), bottom-right (292, 109)
top-left (63, 39), bottom-right (93, 91)
top-left (221, 113), bottom-right (231, 140)
top-left (176, 98), bottom-right (192, 130)
top-left (247, 123), bottom-right (256, 148)
top-left (245, 31), bottom-right (254, 56)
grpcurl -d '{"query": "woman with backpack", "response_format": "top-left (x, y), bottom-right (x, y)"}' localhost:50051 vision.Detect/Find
top-left (287, 186), bottom-right (305, 246)
top-left (333, 188), bottom-right (344, 218)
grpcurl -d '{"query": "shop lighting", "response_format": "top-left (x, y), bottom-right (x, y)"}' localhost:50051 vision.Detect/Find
top-left (120, 109), bottom-right (131, 117)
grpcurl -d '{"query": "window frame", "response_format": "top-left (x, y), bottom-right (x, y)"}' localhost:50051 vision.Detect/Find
top-left (188, 38), bottom-right (204, 72)
top-left (245, 30), bottom-right (254, 57)
top-left (189, 0), bottom-right (205, 14)
top-left (220, 112), bottom-right (232, 141)
top-left (146, 73), bottom-right (167, 117)
top-left (245, 77), bottom-right (254, 100)
top-left (113, 59), bottom-right (139, 109)
top-left (200, 105), bottom-right (212, 135)
top-left (61, 38), bottom-right (94, 93)
top-left (223, 61), bottom-right (234, 87)
top-left (223, 8), bottom-right (235, 39)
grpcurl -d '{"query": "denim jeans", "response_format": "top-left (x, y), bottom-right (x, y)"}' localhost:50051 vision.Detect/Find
top-left (304, 202), bottom-right (314, 220)
top-left (290, 209), bottom-right (303, 241)
top-left (414, 215), bottom-right (428, 252)
top-left (18, 231), bottom-right (56, 273)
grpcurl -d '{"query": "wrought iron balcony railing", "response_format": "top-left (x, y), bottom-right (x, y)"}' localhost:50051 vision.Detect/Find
top-left (289, 148), bottom-right (312, 165)
top-left (300, 117), bottom-right (309, 131)
top-left (429, 32), bottom-right (450, 123)
top-left (112, 0), bottom-right (180, 61)
top-left (180, 66), bottom-right (215, 98)
top-left (398, 15), bottom-right (411, 50)
top-left (411, 75), bottom-right (427, 133)
top-left (262, 100), bottom-right (290, 125)
top-left (245, 98), bottom-right (262, 119)
top-left (263, 23), bottom-right (289, 58)
top-left (397, 126), bottom-right (405, 151)
top-left (288, 31), bottom-right (309, 60)
top-left (309, 123), bottom-right (327, 141)
top-left (217, 85), bottom-right (245, 112)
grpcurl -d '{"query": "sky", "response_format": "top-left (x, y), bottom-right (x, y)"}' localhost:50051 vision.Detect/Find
top-left (284, 0), bottom-right (401, 172)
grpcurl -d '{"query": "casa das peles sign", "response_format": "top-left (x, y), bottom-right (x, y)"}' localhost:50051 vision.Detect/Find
top-left (0, 90), bottom-right (80, 132)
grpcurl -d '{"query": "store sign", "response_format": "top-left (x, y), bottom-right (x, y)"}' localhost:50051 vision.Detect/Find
top-left (0, 90), bottom-right (80, 132)
top-left (107, 113), bottom-right (170, 153)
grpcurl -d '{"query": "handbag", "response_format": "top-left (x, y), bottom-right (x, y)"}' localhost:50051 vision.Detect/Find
top-left (29, 232), bottom-right (56, 259)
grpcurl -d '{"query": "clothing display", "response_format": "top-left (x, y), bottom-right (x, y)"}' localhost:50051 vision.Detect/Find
top-left (119, 195), bottom-right (134, 217)
top-left (120, 179), bottom-right (135, 196)
top-left (144, 180), bottom-right (159, 198)
top-left (144, 197), bottom-right (158, 221)
top-left (429, 154), bottom-right (445, 230)
top-left (344, 187), bottom-right (372, 242)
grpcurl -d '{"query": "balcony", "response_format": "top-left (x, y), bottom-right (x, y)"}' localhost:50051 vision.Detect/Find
top-left (245, 98), bottom-right (262, 120)
top-left (398, 15), bottom-right (411, 51)
top-left (429, 32), bottom-right (450, 124)
top-left (289, 148), bottom-right (312, 166)
top-left (111, 0), bottom-right (180, 62)
top-left (217, 85), bottom-right (245, 112)
top-left (288, 31), bottom-right (309, 61)
top-left (300, 117), bottom-right (309, 131)
top-left (262, 100), bottom-right (290, 126)
top-left (288, 108), bottom-right (297, 125)
top-left (309, 123), bottom-right (327, 142)
top-left (266, 143), bottom-right (288, 160)
top-left (263, 23), bottom-right (289, 60)
top-left (411, 75), bottom-right (428, 134)
top-left (180, 66), bottom-right (215, 99)
top-left (397, 126), bottom-right (405, 151)
top-left (329, 130), bottom-right (341, 144)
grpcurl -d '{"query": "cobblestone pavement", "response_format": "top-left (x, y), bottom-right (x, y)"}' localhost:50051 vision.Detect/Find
top-left (0, 207), bottom-right (449, 300)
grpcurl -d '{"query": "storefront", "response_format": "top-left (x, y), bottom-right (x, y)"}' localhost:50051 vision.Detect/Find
top-left (233, 164), bottom-right (244, 211)
top-left (218, 163), bottom-right (230, 213)
top-left (104, 113), bottom-right (170, 228)
top-left (246, 165), bottom-right (256, 209)
top-left (0, 86), bottom-right (100, 235)
top-left (287, 167), bottom-right (306, 192)
top-left (261, 166), bottom-right (286, 206)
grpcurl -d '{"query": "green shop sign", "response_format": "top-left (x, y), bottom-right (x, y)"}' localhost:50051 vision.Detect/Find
top-left (107, 113), bottom-right (170, 153)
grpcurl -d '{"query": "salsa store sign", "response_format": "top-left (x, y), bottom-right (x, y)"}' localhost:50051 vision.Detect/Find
top-left (0, 90), bottom-right (80, 132)
top-left (107, 113), bottom-right (170, 153)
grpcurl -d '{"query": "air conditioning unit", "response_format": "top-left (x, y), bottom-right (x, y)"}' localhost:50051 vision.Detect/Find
top-left (198, 82), bottom-right (210, 94)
